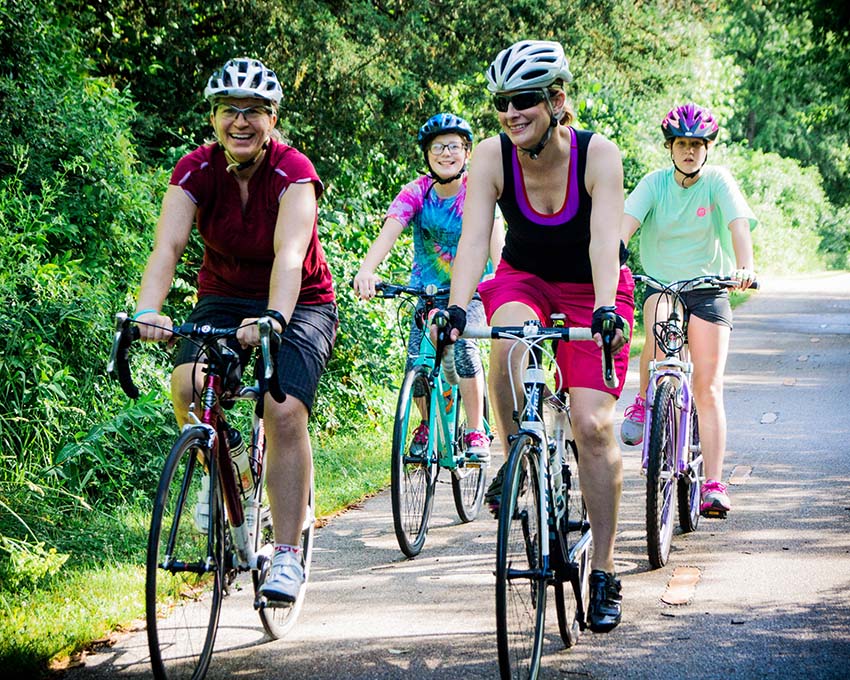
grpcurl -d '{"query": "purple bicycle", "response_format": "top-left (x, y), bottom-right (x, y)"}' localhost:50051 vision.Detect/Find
top-left (635, 274), bottom-right (757, 568)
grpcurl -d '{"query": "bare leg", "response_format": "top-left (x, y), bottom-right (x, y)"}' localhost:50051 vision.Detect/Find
top-left (570, 387), bottom-right (622, 574)
top-left (170, 363), bottom-right (204, 427)
top-left (263, 395), bottom-right (312, 547)
top-left (458, 372), bottom-right (485, 431)
top-left (687, 317), bottom-right (731, 482)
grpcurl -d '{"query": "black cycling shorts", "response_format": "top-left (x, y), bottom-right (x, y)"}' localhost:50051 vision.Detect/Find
top-left (172, 295), bottom-right (337, 413)
top-left (643, 285), bottom-right (733, 330)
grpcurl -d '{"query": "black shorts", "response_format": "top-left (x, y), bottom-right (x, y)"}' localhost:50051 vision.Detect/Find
top-left (643, 285), bottom-right (733, 330)
top-left (172, 295), bottom-right (337, 413)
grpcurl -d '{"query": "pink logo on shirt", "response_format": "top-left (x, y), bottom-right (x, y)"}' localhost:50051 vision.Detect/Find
top-left (697, 207), bottom-right (707, 217)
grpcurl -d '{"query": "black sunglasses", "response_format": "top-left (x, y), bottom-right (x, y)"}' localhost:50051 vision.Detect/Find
top-left (493, 90), bottom-right (547, 113)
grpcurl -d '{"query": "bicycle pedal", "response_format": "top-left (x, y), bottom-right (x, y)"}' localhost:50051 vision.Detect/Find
top-left (255, 594), bottom-right (293, 610)
top-left (700, 508), bottom-right (727, 519)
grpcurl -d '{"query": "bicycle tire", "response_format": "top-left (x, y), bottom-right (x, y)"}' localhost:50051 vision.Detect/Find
top-left (553, 441), bottom-right (591, 648)
top-left (646, 380), bottom-right (677, 568)
top-left (495, 435), bottom-right (546, 680)
top-left (452, 390), bottom-right (488, 523)
top-left (678, 403), bottom-right (702, 532)
top-left (253, 478), bottom-right (315, 638)
top-left (146, 426), bottom-right (224, 680)
top-left (248, 421), bottom-right (316, 638)
top-left (391, 367), bottom-right (438, 557)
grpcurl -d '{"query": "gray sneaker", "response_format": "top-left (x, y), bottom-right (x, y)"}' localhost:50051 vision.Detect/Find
top-left (259, 549), bottom-right (304, 604)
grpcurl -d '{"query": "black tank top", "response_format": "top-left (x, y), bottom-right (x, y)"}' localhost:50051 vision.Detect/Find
top-left (498, 127), bottom-right (595, 283)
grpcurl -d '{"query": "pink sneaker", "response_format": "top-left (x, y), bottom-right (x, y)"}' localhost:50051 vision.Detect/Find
top-left (464, 429), bottom-right (491, 463)
top-left (410, 422), bottom-right (429, 456)
top-left (700, 479), bottom-right (731, 517)
top-left (620, 395), bottom-right (645, 446)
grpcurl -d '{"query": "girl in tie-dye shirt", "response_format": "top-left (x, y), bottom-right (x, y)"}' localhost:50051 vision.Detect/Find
top-left (354, 113), bottom-right (504, 461)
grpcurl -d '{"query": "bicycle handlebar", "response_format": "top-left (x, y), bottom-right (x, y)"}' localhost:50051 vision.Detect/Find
top-left (633, 273), bottom-right (760, 291)
top-left (462, 322), bottom-right (618, 389)
top-left (107, 312), bottom-right (285, 402)
top-left (372, 281), bottom-right (453, 299)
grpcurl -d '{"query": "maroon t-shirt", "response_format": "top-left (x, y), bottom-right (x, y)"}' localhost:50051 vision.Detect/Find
top-left (170, 140), bottom-right (335, 305)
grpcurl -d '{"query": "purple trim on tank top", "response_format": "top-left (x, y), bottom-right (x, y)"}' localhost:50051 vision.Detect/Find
top-left (511, 126), bottom-right (579, 226)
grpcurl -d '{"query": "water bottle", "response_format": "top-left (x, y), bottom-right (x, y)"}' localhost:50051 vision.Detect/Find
top-left (228, 428), bottom-right (254, 500)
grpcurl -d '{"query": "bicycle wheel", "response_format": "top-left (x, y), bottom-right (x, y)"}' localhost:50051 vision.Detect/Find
top-left (495, 435), bottom-right (546, 680)
top-left (254, 474), bottom-right (315, 639)
top-left (146, 426), bottom-right (224, 680)
top-left (452, 390), bottom-right (488, 523)
top-left (554, 441), bottom-right (591, 649)
top-left (391, 367), bottom-right (438, 557)
top-left (646, 379), bottom-right (677, 568)
top-left (678, 402), bottom-right (703, 532)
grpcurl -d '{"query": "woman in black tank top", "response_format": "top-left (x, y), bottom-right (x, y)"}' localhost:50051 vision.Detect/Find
top-left (441, 40), bottom-right (635, 634)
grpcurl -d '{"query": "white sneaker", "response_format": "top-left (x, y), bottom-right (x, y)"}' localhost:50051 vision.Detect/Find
top-left (192, 474), bottom-right (211, 533)
top-left (259, 550), bottom-right (305, 603)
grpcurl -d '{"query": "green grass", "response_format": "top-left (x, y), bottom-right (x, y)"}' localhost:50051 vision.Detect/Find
top-left (0, 423), bottom-right (392, 677)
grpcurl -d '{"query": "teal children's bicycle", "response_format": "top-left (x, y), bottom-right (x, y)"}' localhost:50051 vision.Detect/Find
top-left (374, 282), bottom-right (490, 557)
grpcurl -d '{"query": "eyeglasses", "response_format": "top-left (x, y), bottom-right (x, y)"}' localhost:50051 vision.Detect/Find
top-left (215, 104), bottom-right (275, 123)
top-left (492, 90), bottom-right (548, 113)
top-left (428, 142), bottom-right (466, 155)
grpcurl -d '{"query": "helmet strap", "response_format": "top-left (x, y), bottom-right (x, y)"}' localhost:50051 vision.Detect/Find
top-left (224, 141), bottom-right (269, 174)
top-left (428, 166), bottom-right (466, 184)
top-left (519, 91), bottom-right (559, 160)
top-left (671, 145), bottom-right (709, 187)
top-left (423, 149), bottom-right (467, 185)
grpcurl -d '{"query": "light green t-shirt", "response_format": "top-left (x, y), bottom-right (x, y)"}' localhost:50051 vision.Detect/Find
top-left (625, 165), bottom-right (757, 285)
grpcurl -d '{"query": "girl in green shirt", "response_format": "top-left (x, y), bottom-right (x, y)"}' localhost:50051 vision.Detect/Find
top-left (621, 103), bottom-right (756, 516)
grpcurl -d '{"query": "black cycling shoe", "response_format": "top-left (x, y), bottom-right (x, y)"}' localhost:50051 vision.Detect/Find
top-left (587, 570), bottom-right (622, 633)
top-left (484, 463), bottom-right (505, 519)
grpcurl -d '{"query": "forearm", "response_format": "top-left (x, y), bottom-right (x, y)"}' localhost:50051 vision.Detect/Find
top-left (729, 218), bottom-right (754, 270)
top-left (358, 218), bottom-right (404, 275)
top-left (589, 237), bottom-right (620, 309)
top-left (136, 256), bottom-right (178, 311)
top-left (267, 253), bottom-right (304, 323)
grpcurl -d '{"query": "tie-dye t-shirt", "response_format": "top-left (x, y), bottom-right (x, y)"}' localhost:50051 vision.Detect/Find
top-left (386, 173), bottom-right (492, 288)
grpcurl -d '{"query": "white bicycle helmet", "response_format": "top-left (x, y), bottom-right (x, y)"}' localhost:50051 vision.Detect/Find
top-left (486, 40), bottom-right (573, 94)
top-left (204, 57), bottom-right (283, 106)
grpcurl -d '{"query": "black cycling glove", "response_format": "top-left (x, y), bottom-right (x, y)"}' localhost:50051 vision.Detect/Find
top-left (591, 305), bottom-right (629, 341)
top-left (443, 305), bottom-right (467, 344)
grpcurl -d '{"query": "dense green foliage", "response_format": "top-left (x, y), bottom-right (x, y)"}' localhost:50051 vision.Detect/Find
top-left (0, 0), bottom-right (847, 672)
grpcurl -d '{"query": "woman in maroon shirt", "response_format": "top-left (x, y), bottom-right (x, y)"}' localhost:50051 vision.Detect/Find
top-left (133, 57), bottom-right (336, 605)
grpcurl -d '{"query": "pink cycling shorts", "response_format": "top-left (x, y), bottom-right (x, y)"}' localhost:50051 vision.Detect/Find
top-left (478, 261), bottom-right (636, 397)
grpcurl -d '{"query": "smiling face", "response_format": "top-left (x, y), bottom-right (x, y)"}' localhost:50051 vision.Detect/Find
top-left (497, 88), bottom-right (564, 148)
top-left (426, 133), bottom-right (470, 181)
top-left (670, 137), bottom-right (709, 174)
top-left (210, 96), bottom-right (278, 164)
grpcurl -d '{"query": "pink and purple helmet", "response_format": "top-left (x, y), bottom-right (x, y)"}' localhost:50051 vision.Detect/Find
top-left (661, 103), bottom-right (719, 142)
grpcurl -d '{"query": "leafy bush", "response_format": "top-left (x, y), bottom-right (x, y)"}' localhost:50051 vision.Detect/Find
top-left (716, 145), bottom-right (828, 273)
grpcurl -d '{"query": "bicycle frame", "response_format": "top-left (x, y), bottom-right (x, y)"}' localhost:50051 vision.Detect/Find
top-left (376, 282), bottom-right (476, 471)
top-left (410, 324), bottom-right (465, 469)
top-left (641, 356), bottom-right (700, 484)
top-left (466, 322), bottom-right (596, 579)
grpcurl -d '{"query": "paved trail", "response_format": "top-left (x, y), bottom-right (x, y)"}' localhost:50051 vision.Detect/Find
top-left (67, 272), bottom-right (850, 679)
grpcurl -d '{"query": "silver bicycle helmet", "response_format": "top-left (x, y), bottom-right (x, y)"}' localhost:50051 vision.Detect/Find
top-left (486, 40), bottom-right (573, 94)
top-left (204, 57), bottom-right (283, 105)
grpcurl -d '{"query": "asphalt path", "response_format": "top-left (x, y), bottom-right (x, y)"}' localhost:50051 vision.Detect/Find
top-left (65, 272), bottom-right (850, 679)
